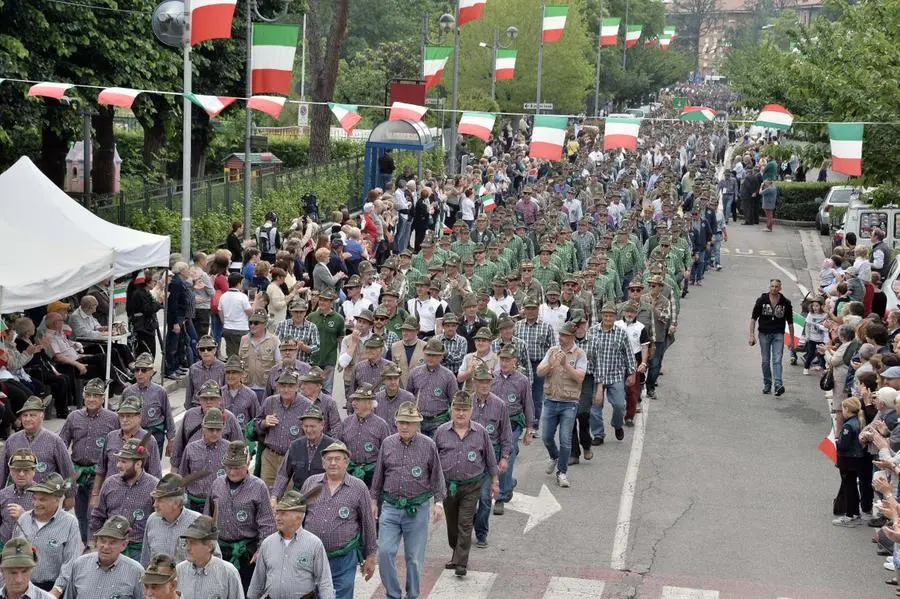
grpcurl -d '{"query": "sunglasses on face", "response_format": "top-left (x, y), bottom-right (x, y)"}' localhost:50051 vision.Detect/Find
top-left (135, 368), bottom-right (153, 373)
top-left (375, 317), bottom-right (388, 321)
top-left (199, 348), bottom-right (214, 353)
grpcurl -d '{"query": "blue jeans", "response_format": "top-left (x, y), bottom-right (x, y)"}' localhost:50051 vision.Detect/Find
top-left (541, 399), bottom-right (577, 474)
top-left (531, 362), bottom-right (545, 424)
top-left (712, 233), bottom-right (722, 267)
top-left (690, 253), bottom-right (705, 283)
top-left (499, 425), bottom-right (523, 499)
top-left (329, 550), bottom-right (358, 599)
top-left (210, 313), bottom-right (224, 356)
top-left (396, 215), bottom-right (412, 253)
top-left (646, 340), bottom-right (667, 392)
top-left (378, 501), bottom-right (431, 599)
top-left (474, 472), bottom-right (493, 542)
top-left (590, 379), bottom-right (625, 438)
top-left (75, 475), bottom-right (92, 543)
top-left (759, 332), bottom-right (784, 390)
top-left (723, 195), bottom-right (734, 221)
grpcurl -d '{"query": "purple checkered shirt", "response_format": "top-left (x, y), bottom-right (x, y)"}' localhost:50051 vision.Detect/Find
top-left (300, 473), bottom-right (377, 556)
top-left (0, 485), bottom-right (32, 543)
top-left (99, 428), bottom-right (163, 479)
top-left (253, 395), bottom-right (312, 455)
top-left (0, 429), bottom-right (76, 495)
top-left (58, 407), bottom-right (119, 465)
top-left (350, 359), bottom-right (392, 398)
top-left (335, 413), bottom-right (391, 465)
top-left (121, 382), bottom-right (176, 438)
top-left (170, 407), bottom-right (244, 470)
top-left (491, 368), bottom-right (535, 429)
top-left (185, 360), bottom-right (226, 410)
top-left (373, 389), bottom-right (415, 434)
top-left (265, 360), bottom-right (312, 397)
top-left (472, 393), bottom-right (513, 460)
top-left (181, 438), bottom-right (230, 497)
top-left (307, 393), bottom-right (342, 436)
top-left (370, 433), bottom-right (446, 502)
top-left (222, 384), bottom-right (261, 432)
top-left (204, 474), bottom-right (275, 542)
top-left (434, 421), bottom-right (499, 482)
top-left (89, 471), bottom-right (159, 543)
top-left (407, 365), bottom-right (458, 418)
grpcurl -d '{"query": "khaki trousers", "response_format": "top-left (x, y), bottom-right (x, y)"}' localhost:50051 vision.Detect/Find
top-left (443, 482), bottom-right (481, 568)
top-left (261, 447), bottom-right (284, 488)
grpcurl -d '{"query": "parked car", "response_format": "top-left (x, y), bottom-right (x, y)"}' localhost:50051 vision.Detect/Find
top-left (816, 186), bottom-right (865, 236)
top-left (881, 256), bottom-right (900, 314)
top-left (831, 195), bottom-right (897, 252)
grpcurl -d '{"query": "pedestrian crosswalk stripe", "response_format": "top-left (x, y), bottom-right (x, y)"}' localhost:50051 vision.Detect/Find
top-left (542, 576), bottom-right (605, 598)
top-left (661, 586), bottom-right (720, 599)
top-left (428, 570), bottom-right (497, 599)
top-left (354, 571), bottom-right (381, 599)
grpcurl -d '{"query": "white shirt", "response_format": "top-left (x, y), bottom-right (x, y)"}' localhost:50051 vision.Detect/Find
top-left (394, 188), bottom-right (408, 211)
top-left (362, 282), bottom-right (382, 307)
top-left (407, 297), bottom-right (443, 333)
top-left (539, 303), bottom-right (569, 334)
top-left (218, 289), bottom-right (252, 330)
top-left (615, 319), bottom-right (647, 354)
top-left (342, 297), bottom-right (374, 328)
top-left (488, 295), bottom-right (515, 317)
top-left (461, 197), bottom-right (476, 221)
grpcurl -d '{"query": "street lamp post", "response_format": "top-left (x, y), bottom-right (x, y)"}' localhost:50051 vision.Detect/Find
top-left (536, 0), bottom-right (545, 115)
top-left (489, 25), bottom-right (518, 101)
top-left (446, 4), bottom-right (460, 176)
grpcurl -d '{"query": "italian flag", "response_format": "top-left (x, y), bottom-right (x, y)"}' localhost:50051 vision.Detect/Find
top-left (664, 26), bottom-right (677, 40)
top-left (828, 122), bottom-right (863, 177)
top-left (480, 188), bottom-right (496, 212)
top-left (785, 312), bottom-right (804, 349)
top-left (97, 88), bottom-right (142, 109)
top-left (389, 102), bottom-right (427, 121)
top-left (495, 49), bottom-right (517, 80)
top-left (423, 46), bottom-right (453, 89)
top-left (658, 34), bottom-right (672, 49)
top-left (754, 103), bottom-right (794, 130)
top-left (185, 93), bottom-right (236, 118)
top-left (459, 111), bottom-right (495, 142)
top-left (603, 116), bottom-right (641, 150)
top-left (643, 37), bottom-right (658, 48)
top-left (247, 95), bottom-right (287, 119)
top-left (459, 0), bottom-right (487, 26)
top-left (600, 18), bottom-right (620, 46)
top-left (114, 282), bottom-right (128, 304)
top-left (252, 23), bottom-right (300, 95)
top-left (529, 115), bottom-right (568, 161)
top-left (28, 82), bottom-right (73, 100)
top-left (542, 5), bottom-right (568, 43)
top-left (680, 106), bottom-right (715, 122)
top-left (190, 0), bottom-right (237, 46)
top-left (328, 103), bottom-right (361, 135)
top-left (818, 416), bottom-right (837, 464)
top-left (625, 25), bottom-right (642, 48)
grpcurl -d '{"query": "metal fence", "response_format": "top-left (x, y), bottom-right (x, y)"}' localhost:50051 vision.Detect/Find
top-left (91, 154), bottom-right (365, 226)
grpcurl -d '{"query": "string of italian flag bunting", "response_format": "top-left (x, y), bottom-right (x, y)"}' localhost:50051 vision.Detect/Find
top-left (680, 106), bottom-right (715, 122)
top-left (754, 104), bottom-right (794, 130)
top-left (604, 116), bottom-right (641, 150)
top-left (542, 5), bottom-right (568, 43)
top-left (495, 49), bottom-right (517, 80)
top-left (423, 46), bottom-right (454, 90)
top-left (529, 115), bottom-right (568, 161)
top-left (328, 103), bottom-right (361, 136)
top-left (625, 26), bottom-right (642, 48)
top-left (251, 23), bottom-right (301, 95)
top-left (600, 18), bottom-right (620, 46)
top-left (459, 111), bottom-right (496, 142)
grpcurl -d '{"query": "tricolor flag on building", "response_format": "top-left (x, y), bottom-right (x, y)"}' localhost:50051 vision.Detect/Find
top-left (113, 282), bottom-right (128, 304)
top-left (600, 18), bottom-right (620, 46)
top-left (389, 102), bottom-right (427, 121)
top-left (680, 106), bottom-right (715, 122)
top-left (459, 111), bottom-right (495, 142)
top-left (28, 82), bottom-right (73, 100)
top-left (542, 5), bottom-right (568, 43)
top-left (98, 88), bottom-right (143, 109)
top-left (754, 104), bottom-right (794, 130)
top-left (247, 95), bottom-right (287, 119)
top-left (459, 0), bottom-right (487, 26)
top-left (785, 312), bottom-right (804, 349)
top-left (603, 116), bottom-right (641, 150)
top-left (529, 115), bottom-right (568, 161)
top-left (625, 25), bottom-right (642, 48)
top-left (185, 93), bottom-right (236, 118)
top-left (251, 23), bottom-right (300, 95)
top-left (190, 0), bottom-right (237, 46)
top-left (828, 122), bottom-right (863, 177)
top-left (328, 103), bottom-right (361, 136)
top-left (495, 49), bottom-right (517, 80)
top-left (423, 46), bottom-right (454, 89)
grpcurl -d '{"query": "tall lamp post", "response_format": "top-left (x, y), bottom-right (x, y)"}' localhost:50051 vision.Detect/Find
top-left (483, 25), bottom-right (518, 101)
top-left (442, 8), bottom-right (460, 176)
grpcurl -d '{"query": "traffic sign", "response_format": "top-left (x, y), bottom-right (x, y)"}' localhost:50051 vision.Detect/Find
top-left (425, 98), bottom-right (446, 107)
top-left (523, 102), bottom-right (554, 110)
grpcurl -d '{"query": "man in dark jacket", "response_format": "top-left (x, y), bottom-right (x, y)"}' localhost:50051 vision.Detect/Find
top-left (749, 279), bottom-right (794, 396)
top-left (740, 170), bottom-right (763, 225)
top-left (164, 262), bottom-right (190, 380)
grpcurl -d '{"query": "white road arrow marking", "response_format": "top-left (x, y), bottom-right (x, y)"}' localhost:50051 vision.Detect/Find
top-left (504, 483), bottom-right (561, 533)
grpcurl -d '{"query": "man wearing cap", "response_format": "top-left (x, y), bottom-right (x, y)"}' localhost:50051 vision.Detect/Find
top-left (0, 398), bottom-right (76, 512)
top-left (239, 310), bottom-right (280, 401)
top-left (457, 295), bottom-right (488, 354)
top-left (349, 336), bottom-right (392, 405)
top-left (0, 538), bottom-right (55, 598)
top-left (58, 378), bottom-right (118, 545)
top-left (407, 339), bottom-right (459, 438)
top-left (273, 405), bottom-right (336, 499)
top-left (449, 225), bottom-right (476, 264)
top-left (140, 553), bottom-right (179, 599)
top-left (90, 436), bottom-right (159, 561)
top-left (175, 515), bottom-right (244, 598)
top-left (539, 284), bottom-right (569, 335)
top-left (471, 246), bottom-right (497, 291)
top-left (618, 280), bottom-right (655, 338)
top-left (180, 408), bottom-right (230, 512)
top-left (373, 364), bottom-right (414, 435)
top-left (609, 227), bottom-right (645, 296)
top-left (515, 296), bottom-right (555, 433)
top-left (587, 303), bottom-right (637, 445)
top-left (254, 370), bottom-right (311, 488)
top-left (333, 386), bottom-right (390, 488)
top-left (491, 344), bottom-right (533, 513)
top-left (533, 245), bottom-right (564, 292)
top-left (93, 397), bottom-right (163, 500)
top-left (221, 356), bottom-right (260, 439)
top-left (616, 301), bottom-right (650, 426)
top-left (264, 338), bottom-right (312, 398)
top-left (275, 299), bottom-right (320, 364)
top-left (141, 473), bottom-right (222, 566)
top-left (306, 288), bottom-right (344, 395)
top-left (474, 293), bottom-right (499, 334)
top-left (518, 261), bottom-right (544, 304)
top-left (372, 307), bottom-right (400, 352)
top-left (378, 286), bottom-right (408, 336)
top-left (12, 473), bottom-right (81, 591)
top-left (122, 352), bottom-right (176, 456)
top-left (340, 276), bottom-right (374, 333)
top-left (336, 309), bottom-right (374, 391)
top-left (457, 328), bottom-right (499, 394)
top-left (388, 318), bottom-right (427, 389)
top-left (0, 450), bottom-right (37, 551)
top-left (169, 381), bottom-right (243, 474)
top-left (300, 440), bottom-right (377, 598)
top-left (51, 515), bottom-right (144, 598)
top-left (487, 278), bottom-right (518, 320)
top-left (407, 278), bottom-right (444, 338)
top-left (643, 274), bottom-right (672, 400)
top-left (185, 335), bottom-right (226, 411)
top-left (410, 239), bottom-right (440, 279)
top-left (434, 391), bottom-right (498, 577)
top-left (247, 488), bottom-right (334, 599)
top-left (358, 262), bottom-right (382, 308)
top-left (205, 441), bottom-right (275, 590)
top-left (536, 321), bottom-right (588, 488)
top-left (572, 217), bottom-right (596, 270)
top-left (370, 402), bottom-right (445, 599)
top-left (435, 313), bottom-right (466, 375)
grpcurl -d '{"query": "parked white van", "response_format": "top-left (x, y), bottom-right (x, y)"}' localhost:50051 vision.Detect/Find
top-left (832, 198), bottom-right (900, 250)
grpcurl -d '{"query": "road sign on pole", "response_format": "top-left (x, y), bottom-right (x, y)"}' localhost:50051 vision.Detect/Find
top-left (523, 102), bottom-right (554, 110)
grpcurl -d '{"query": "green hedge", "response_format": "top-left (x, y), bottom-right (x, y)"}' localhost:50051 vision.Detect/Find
top-left (267, 138), bottom-right (363, 169)
top-left (774, 181), bottom-right (840, 221)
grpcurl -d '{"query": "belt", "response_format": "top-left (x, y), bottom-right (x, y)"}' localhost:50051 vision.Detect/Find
top-left (325, 532), bottom-right (364, 561)
top-left (420, 410), bottom-right (450, 433)
top-left (73, 463), bottom-right (97, 486)
top-left (447, 472), bottom-right (484, 497)
top-left (264, 446), bottom-right (285, 457)
top-left (348, 461), bottom-right (376, 480)
top-left (219, 537), bottom-right (256, 569)
top-left (381, 491), bottom-right (432, 517)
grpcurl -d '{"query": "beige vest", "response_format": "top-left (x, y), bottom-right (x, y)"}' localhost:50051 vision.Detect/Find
top-left (461, 352), bottom-right (499, 393)
top-left (544, 345), bottom-right (585, 402)
top-left (342, 339), bottom-right (368, 386)
top-left (239, 334), bottom-right (279, 387)
top-left (390, 339), bottom-right (427, 388)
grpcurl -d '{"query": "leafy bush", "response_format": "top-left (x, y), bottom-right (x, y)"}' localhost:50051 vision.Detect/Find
top-left (864, 184), bottom-right (900, 209)
top-left (266, 137), bottom-right (363, 169)
top-left (775, 181), bottom-right (841, 221)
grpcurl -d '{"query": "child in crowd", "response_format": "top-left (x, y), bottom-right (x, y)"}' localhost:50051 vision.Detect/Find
top-left (803, 296), bottom-right (829, 375)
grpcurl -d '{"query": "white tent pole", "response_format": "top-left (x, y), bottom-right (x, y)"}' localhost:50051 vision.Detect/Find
top-left (159, 271), bottom-right (169, 385)
top-left (104, 278), bottom-right (115, 409)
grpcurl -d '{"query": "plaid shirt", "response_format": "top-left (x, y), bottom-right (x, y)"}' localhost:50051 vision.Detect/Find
top-left (533, 263), bottom-right (563, 290)
top-left (439, 333), bottom-right (468, 374)
top-left (571, 230), bottom-right (596, 269)
top-left (274, 319), bottom-right (320, 363)
top-left (574, 334), bottom-right (600, 376)
top-left (514, 319), bottom-right (555, 364)
top-left (586, 323), bottom-right (636, 385)
top-left (491, 335), bottom-right (533, 382)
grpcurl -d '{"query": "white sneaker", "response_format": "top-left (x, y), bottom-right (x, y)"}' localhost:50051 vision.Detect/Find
top-left (803, 368), bottom-right (810, 375)
top-left (545, 458), bottom-right (558, 475)
top-left (832, 515), bottom-right (861, 527)
top-left (556, 472), bottom-right (570, 488)
top-left (861, 511), bottom-right (873, 522)
top-left (885, 559), bottom-right (896, 571)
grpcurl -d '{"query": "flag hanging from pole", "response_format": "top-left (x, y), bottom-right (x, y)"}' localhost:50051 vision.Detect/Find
top-left (459, 0), bottom-right (487, 26)
top-left (828, 123), bottom-right (863, 177)
top-left (600, 18), bottom-right (620, 46)
top-left (542, 5), bottom-right (568, 43)
top-left (755, 104), bottom-right (794, 130)
top-left (248, 95), bottom-right (287, 119)
top-left (459, 111), bottom-right (496, 141)
top-left (423, 46), bottom-right (454, 89)
top-left (185, 93), bottom-right (237, 118)
top-left (495, 49), bottom-right (517, 80)
top-left (529, 115), bottom-right (568, 161)
top-left (625, 25), bottom-right (642, 48)
top-left (113, 282), bottom-right (128, 304)
top-left (389, 102), bottom-right (427, 121)
top-left (190, 0), bottom-right (237, 45)
top-left (98, 88), bottom-right (143, 109)
top-left (328, 103), bottom-right (361, 136)
top-left (252, 23), bottom-right (301, 95)
top-left (603, 116), bottom-right (641, 150)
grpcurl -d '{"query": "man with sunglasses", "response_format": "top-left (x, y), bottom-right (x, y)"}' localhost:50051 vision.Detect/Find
top-left (239, 310), bottom-right (281, 403)
top-left (265, 338), bottom-right (311, 398)
top-left (122, 352), bottom-right (176, 456)
top-left (643, 274), bottom-right (672, 400)
top-left (185, 335), bottom-right (226, 411)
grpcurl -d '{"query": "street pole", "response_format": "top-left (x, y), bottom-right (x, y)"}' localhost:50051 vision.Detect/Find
top-left (490, 26), bottom-right (498, 102)
top-left (243, 0), bottom-right (253, 242)
top-left (593, 9), bottom-right (601, 118)
top-left (82, 109), bottom-right (92, 204)
top-left (447, 0), bottom-right (460, 175)
top-left (536, 0), bottom-right (544, 115)
top-left (421, 14), bottom-right (427, 81)
top-left (181, 0), bottom-right (192, 257)
top-left (622, 0), bottom-right (629, 70)
top-left (298, 12), bottom-right (306, 128)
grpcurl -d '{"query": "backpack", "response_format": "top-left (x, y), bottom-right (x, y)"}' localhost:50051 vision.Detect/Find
top-left (257, 224), bottom-right (274, 254)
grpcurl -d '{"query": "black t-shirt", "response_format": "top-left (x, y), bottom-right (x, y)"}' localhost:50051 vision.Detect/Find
top-left (751, 292), bottom-right (794, 335)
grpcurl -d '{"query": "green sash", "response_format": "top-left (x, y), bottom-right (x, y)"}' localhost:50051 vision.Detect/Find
top-left (186, 492), bottom-right (207, 509)
top-left (73, 464), bottom-right (97, 487)
top-left (447, 472), bottom-right (484, 497)
top-left (325, 532), bottom-right (364, 563)
top-left (244, 421), bottom-right (258, 443)
top-left (219, 538), bottom-right (254, 569)
top-left (510, 411), bottom-right (527, 431)
top-left (381, 491), bottom-right (433, 517)
top-left (348, 461), bottom-right (376, 480)
top-left (124, 542), bottom-right (142, 560)
top-left (420, 409), bottom-right (451, 434)
top-left (147, 423), bottom-right (166, 435)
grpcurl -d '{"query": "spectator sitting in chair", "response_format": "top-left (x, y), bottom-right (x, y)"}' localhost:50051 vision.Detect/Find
top-left (43, 311), bottom-right (104, 383)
